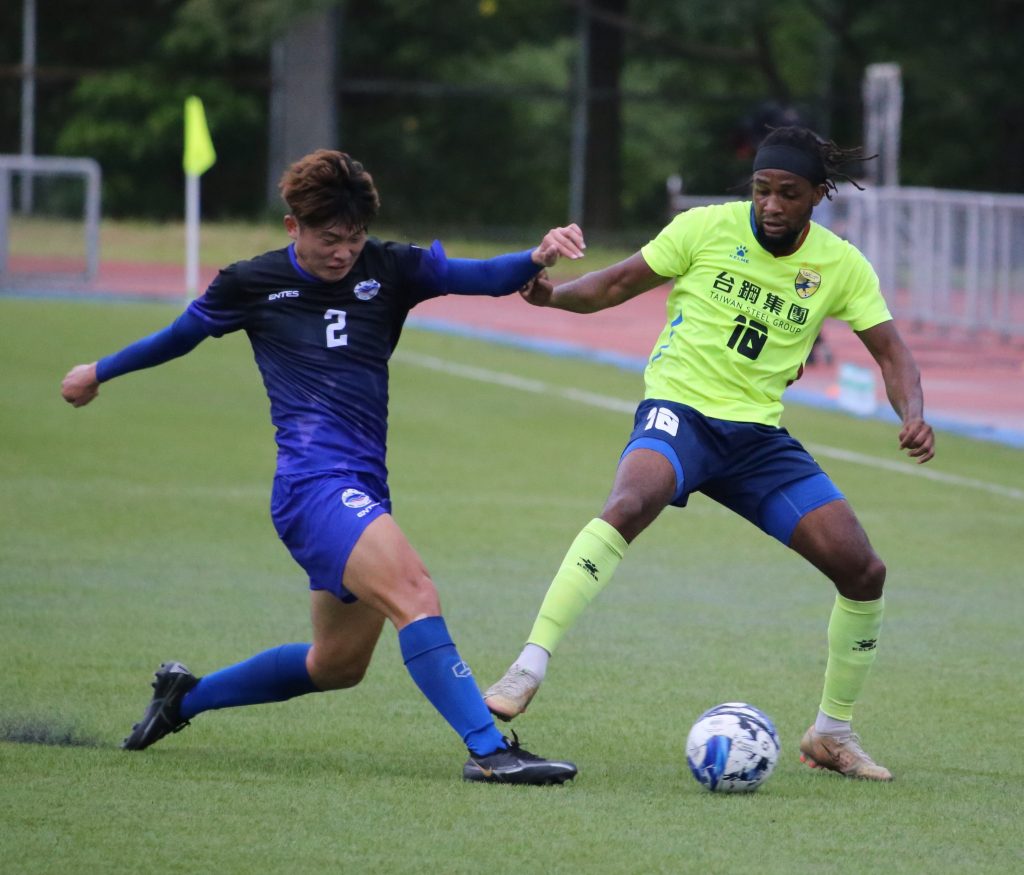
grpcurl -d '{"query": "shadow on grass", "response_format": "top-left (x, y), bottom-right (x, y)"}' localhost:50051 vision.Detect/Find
top-left (0, 715), bottom-right (104, 748)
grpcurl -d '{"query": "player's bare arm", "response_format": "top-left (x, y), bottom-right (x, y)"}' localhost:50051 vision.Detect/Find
top-left (61, 362), bottom-right (100, 408)
top-left (526, 252), bottom-right (666, 313)
top-left (856, 320), bottom-right (935, 463)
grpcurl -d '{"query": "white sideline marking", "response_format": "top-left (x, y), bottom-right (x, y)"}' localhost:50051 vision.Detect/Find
top-left (396, 350), bottom-right (1024, 502)
top-left (804, 444), bottom-right (1024, 501)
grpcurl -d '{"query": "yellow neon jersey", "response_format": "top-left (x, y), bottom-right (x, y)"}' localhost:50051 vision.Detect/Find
top-left (640, 200), bottom-right (891, 425)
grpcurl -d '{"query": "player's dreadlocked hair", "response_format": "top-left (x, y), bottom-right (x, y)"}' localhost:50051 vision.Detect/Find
top-left (758, 126), bottom-right (876, 199)
top-left (279, 150), bottom-right (381, 229)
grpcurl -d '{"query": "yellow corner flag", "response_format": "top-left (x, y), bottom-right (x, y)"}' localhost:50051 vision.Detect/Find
top-left (183, 96), bottom-right (216, 177)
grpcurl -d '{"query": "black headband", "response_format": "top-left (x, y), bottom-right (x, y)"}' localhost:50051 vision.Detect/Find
top-left (752, 144), bottom-right (826, 185)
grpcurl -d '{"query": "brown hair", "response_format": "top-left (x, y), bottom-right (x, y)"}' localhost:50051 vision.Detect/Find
top-left (278, 150), bottom-right (380, 229)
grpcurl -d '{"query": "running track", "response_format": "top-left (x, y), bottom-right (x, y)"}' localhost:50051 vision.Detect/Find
top-left (5, 257), bottom-right (1023, 448)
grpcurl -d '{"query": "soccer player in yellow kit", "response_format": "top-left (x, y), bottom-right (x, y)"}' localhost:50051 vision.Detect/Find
top-left (486, 126), bottom-right (935, 781)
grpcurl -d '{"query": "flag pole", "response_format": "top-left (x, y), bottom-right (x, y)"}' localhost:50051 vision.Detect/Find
top-left (182, 96), bottom-right (216, 302)
top-left (185, 172), bottom-right (201, 301)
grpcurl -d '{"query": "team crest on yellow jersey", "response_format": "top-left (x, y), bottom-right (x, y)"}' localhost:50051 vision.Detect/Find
top-left (794, 267), bottom-right (821, 299)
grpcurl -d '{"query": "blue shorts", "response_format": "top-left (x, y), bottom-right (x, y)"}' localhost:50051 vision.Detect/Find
top-left (270, 472), bottom-right (391, 602)
top-left (622, 399), bottom-right (844, 545)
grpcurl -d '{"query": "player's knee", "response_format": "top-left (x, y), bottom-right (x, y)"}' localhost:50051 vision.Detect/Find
top-left (836, 554), bottom-right (886, 601)
top-left (320, 665), bottom-right (369, 691)
top-left (308, 653), bottom-right (370, 691)
top-left (388, 571), bottom-right (441, 625)
top-left (602, 491), bottom-right (658, 542)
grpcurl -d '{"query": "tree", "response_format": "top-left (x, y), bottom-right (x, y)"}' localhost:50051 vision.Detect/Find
top-left (579, 0), bottom-right (627, 230)
top-left (4, 0), bottom-right (1021, 225)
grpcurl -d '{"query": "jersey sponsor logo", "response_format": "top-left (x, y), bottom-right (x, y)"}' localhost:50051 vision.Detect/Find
top-left (353, 279), bottom-right (381, 301)
top-left (729, 244), bottom-right (750, 263)
top-left (341, 488), bottom-right (373, 509)
top-left (794, 268), bottom-right (821, 299)
top-left (268, 289), bottom-right (300, 301)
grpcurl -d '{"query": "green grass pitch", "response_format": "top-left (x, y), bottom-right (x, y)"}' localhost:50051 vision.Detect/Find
top-left (1, 297), bottom-right (1021, 874)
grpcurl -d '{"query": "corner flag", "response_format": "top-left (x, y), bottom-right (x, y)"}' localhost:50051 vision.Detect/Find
top-left (183, 96), bottom-right (216, 177)
top-left (183, 96), bottom-right (215, 301)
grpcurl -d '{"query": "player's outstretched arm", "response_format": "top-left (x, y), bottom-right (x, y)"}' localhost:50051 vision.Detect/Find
top-left (523, 252), bottom-right (666, 314)
top-left (441, 227), bottom-right (579, 298)
top-left (60, 310), bottom-right (212, 409)
top-left (856, 320), bottom-right (935, 463)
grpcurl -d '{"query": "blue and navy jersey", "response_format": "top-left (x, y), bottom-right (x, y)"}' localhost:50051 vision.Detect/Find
top-left (187, 238), bottom-right (452, 487)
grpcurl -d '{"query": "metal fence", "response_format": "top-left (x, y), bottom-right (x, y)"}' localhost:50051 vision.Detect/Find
top-left (670, 185), bottom-right (1024, 339)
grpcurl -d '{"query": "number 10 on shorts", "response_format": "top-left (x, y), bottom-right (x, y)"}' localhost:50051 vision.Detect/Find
top-left (644, 406), bottom-right (679, 436)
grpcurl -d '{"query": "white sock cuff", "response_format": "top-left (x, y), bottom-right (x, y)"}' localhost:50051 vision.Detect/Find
top-left (515, 643), bottom-right (550, 680)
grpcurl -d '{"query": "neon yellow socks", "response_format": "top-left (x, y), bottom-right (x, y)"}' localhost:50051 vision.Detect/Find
top-left (820, 593), bottom-right (884, 722)
top-left (526, 518), bottom-right (628, 655)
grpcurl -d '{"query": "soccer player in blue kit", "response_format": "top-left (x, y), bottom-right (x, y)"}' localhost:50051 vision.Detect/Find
top-left (60, 149), bottom-right (586, 784)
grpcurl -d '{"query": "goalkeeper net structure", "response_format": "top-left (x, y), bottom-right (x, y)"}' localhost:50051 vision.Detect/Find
top-left (0, 154), bottom-right (101, 288)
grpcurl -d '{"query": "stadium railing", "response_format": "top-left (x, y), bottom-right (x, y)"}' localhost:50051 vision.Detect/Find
top-left (668, 184), bottom-right (1024, 340)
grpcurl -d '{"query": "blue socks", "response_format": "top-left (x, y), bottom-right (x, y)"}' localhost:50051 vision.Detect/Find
top-left (398, 616), bottom-right (505, 757)
top-left (179, 643), bottom-right (319, 720)
top-left (177, 623), bottom-right (505, 759)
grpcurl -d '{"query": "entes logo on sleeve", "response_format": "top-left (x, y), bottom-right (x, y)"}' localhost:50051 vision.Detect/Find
top-left (268, 290), bottom-right (300, 301)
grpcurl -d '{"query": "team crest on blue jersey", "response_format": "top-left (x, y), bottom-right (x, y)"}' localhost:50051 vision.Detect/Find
top-left (353, 279), bottom-right (381, 301)
top-left (794, 267), bottom-right (821, 299)
top-left (341, 488), bottom-right (373, 509)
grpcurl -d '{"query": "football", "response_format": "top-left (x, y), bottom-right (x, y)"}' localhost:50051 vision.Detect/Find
top-left (686, 702), bottom-right (780, 792)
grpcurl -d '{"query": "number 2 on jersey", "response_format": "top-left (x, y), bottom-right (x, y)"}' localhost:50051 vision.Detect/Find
top-left (324, 309), bottom-right (348, 348)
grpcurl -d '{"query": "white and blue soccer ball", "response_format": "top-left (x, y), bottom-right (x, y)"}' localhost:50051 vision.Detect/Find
top-left (686, 702), bottom-right (780, 793)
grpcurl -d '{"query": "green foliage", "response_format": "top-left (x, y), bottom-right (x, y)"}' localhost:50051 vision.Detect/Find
top-left (2, 297), bottom-right (1022, 872)
top-left (3, 0), bottom-right (1022, 225)
top-left (56, 72), bottom-right (265, 218)
top-left (162, 0), bottom-right (330, 61)
top-left (337, 11), bottom-right (576, 230)
top-left (864, 0), bottom-right (1024, 191)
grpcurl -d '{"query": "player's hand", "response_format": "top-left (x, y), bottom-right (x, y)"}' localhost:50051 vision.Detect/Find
top-left (61, 362), bottom-right (101, 407)
top-left (898, 416), bottom-right (935, 463)
top-left (520, 270), bottom-right (554, 307)
top-left (531, 224), bottom-right (585, 267)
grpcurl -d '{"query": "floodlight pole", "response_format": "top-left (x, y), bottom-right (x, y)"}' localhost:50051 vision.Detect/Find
top-left (568, 1), bottom-right (590, 225)
top-left (20, 0), bottom-right (36, 213)
top-left (863, 63), bottom-right (902, 188)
